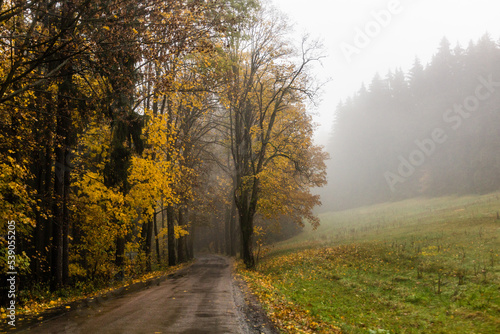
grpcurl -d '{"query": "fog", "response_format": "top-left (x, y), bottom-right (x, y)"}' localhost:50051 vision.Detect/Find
top-left (271, 0), bottom-right (500, 211)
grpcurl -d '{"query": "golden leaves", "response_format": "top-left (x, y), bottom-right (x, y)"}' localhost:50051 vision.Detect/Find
top-left (239, 260), bottom-right (342, 334)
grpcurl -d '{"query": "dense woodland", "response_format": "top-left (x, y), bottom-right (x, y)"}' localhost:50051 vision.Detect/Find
top-left (325, 34), bottom-right (500, 210)
top-left (0, 0), bottom-right (327, 297)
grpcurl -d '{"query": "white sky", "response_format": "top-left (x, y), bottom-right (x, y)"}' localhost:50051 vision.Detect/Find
top-left (271, 0), bottom-right (500, 146)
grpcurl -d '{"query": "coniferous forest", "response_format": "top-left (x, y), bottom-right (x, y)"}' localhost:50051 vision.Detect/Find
top-left (325, 34), bottom-right (500, 210)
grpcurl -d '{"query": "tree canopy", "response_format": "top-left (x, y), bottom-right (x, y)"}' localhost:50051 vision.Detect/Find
top-left (0, 0), bottom-right (327, 293)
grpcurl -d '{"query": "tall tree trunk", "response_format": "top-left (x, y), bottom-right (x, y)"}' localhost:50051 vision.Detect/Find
top-left (229, 198), bottom-right (237, 257)
top-left (42, 100), bottom-right (54, 283)
top-left (167, 205), bottom-right (176, 266)
top-left (154, 211), bottom-right (161, 265)
top-left (51, 63), bottom-right (72, 290)
top-left (177, 207), bottom-right (187, 263)
top-left (217, 217), bottom-right (224, 254)
top-left (224, 206), bottom-right (231, 255)
top-left (49, 0), bottom-right (79, 289)
top-left (115, 236), bottom-right (126, 267)
top-left (62, 146), bottom-right (71, 285)
top-left (187, 222), bottom-right (195, 260)
top-left (238, 207), bottom-right (255, 268)
top-left (145, 208), bottom-right (154, 271)
top-left (144, 206), bottom-right (154, 271)
top-left (51, 123), bottom-right (65, 290)
top-left (161, 201), bottom-right (166, 259)
top-left (33, 112), bottom-right (53, 282)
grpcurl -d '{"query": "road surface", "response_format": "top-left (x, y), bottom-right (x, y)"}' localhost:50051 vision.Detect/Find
top-left (20, 255), bottom-right (275, 334)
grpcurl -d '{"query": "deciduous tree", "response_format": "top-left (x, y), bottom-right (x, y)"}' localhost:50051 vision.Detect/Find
top-left (220, 6), bottom-right (327, 268)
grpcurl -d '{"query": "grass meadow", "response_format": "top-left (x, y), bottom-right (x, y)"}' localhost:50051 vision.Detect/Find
top-left (239, 194), bottom-right (500, 333)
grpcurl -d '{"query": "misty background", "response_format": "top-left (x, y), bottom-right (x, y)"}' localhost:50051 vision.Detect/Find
top-left (269, 0), bottom-right (500, 212)
top-left (324, 35), bottom-right (500, 210)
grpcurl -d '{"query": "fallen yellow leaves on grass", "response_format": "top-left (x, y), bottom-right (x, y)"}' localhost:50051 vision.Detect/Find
top-left (238, 262), bottom-right (341, 334)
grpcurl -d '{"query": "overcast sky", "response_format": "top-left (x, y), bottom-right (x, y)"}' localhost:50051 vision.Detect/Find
top-left (271, 0), bottom-right (500, 146)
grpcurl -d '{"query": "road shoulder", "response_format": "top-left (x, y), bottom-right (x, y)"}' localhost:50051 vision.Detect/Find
top-left (232, 261), bottom-right (279, 334)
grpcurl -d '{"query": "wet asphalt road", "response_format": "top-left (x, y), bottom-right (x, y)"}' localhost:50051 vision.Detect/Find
top-left (21, 255), bottom-right (256, 334)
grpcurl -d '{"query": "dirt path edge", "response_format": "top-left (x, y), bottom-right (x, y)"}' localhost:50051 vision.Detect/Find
top-left (232, 262), bottom-right (279, 334)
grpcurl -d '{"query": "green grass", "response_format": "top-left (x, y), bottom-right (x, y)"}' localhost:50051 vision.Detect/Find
top-left (241, 193), bottom-right (500, 333)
